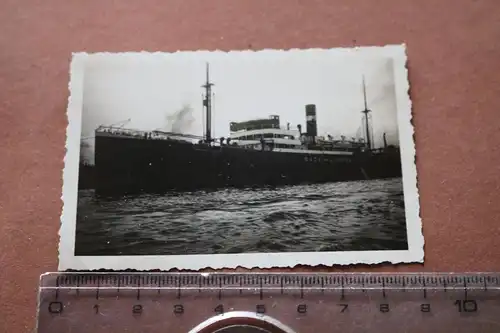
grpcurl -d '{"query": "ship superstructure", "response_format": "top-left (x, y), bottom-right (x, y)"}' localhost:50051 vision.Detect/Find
top-left (228, 112), bottom-right (367, 154)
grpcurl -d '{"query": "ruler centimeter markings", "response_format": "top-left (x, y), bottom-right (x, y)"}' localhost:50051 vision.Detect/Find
top-left (37, 273), bottom-right (500, 333)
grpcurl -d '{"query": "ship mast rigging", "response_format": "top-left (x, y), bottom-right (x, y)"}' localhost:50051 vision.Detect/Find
top-left (361, 76), bottom-right (372, 150)
top-left (202, 63), bottom-right (214, 143)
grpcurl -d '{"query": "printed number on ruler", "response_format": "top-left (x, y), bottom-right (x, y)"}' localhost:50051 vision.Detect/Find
top-left (38, 273), bottom-right (500, 333)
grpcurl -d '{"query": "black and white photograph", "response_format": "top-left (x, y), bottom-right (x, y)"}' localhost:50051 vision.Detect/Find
top-left (59, 45), bottom-right (423, 270)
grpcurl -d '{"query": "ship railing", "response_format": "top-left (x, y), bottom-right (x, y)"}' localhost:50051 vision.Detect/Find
top-left (230, 125), bottom-right (298, 133)
top-left (96, 126), bottom-right (149, 137)
top-left (96, 126), bottom-right (203, 142)
top-left (96, 125), bottom-right (144, 136)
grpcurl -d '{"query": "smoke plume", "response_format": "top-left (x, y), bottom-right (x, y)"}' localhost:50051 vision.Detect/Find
top-left (165, 104), bottom-right (195, 133)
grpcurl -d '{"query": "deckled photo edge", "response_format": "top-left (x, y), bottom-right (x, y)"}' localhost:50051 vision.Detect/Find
top-left (58, 45), bottom-right (423, 271)
top-left (59, 53), bottom-right (88, 269)
top-left (390, 45), bottom-right (424, 262)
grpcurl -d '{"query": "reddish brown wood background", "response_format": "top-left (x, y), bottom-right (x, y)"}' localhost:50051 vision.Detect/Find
top-left (1, 0), bottom-right (500, 331)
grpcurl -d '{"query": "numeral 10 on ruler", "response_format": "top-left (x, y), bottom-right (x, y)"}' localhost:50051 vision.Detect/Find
top-left (37, 273), bottom-right (500, 333)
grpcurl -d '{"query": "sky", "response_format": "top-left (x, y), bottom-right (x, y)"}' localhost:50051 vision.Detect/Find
top-left (79, 49), bottom-right (400, 164)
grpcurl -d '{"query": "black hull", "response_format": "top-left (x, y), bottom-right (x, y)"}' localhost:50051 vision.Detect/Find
top-left (93, 135), bottom-right (402, 196)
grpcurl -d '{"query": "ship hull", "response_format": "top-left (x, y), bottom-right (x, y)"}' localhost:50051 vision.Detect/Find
top-left (94, 134), bottom-right (402, 195)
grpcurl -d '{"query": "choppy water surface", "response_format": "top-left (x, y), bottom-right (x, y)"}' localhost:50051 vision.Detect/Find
top-left (75, 178), bottom-right (408, 255)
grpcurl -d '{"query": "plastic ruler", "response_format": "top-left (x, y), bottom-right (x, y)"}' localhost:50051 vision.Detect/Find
top-left (36, 272), bottom-right (500, 332)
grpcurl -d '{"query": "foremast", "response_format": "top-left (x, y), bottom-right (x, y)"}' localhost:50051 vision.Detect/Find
top-left (202, 63), bottom-right (214, 143)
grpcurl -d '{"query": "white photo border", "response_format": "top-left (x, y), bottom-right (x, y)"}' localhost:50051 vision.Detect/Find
top-left (58, 45), bottom-right (424, 270)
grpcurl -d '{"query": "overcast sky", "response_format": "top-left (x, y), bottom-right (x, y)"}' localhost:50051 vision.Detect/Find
top-left (79, 49), bottom-right (400, 164)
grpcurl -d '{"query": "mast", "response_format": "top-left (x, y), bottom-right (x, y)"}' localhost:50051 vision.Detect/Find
top-left (202, 63), bottom-right (214, 143)
top-left (361, 76), bottom-right (372, 150)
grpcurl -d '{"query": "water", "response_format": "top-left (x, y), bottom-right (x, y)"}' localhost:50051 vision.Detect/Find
top-left (75, 178), bottom-right (408, 256)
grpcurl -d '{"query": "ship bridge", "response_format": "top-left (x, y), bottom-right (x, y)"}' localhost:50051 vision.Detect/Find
top-left (229, 115), bottom-right (301, 148)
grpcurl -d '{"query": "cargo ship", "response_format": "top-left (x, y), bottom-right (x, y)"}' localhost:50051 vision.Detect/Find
top-left (90, 64), bottom-right (402, 195)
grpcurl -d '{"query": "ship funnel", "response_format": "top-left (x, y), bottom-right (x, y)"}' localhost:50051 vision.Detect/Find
top-left (305, 104), bottom-right (318, 138)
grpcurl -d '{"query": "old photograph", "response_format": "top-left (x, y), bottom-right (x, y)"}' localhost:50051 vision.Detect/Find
top-left (59, 46), bottom-right (423, 270)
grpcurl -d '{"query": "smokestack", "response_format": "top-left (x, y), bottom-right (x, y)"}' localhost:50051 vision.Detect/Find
top-left (305, 104), bottom-right (318, 138)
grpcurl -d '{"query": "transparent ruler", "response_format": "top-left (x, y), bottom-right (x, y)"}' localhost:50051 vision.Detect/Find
top-left (36, 272), bottom-right (500, 332)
